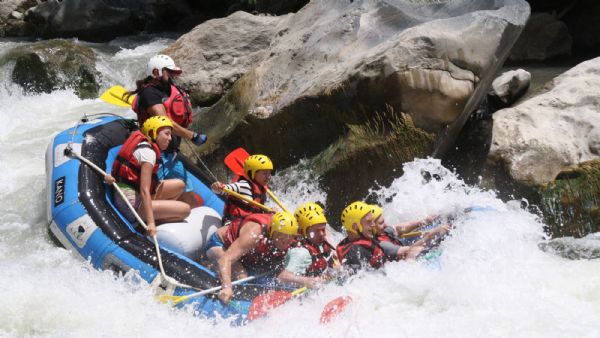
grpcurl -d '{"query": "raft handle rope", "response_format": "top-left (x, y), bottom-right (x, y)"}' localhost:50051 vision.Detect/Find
top-left (64, 145), bottom-right (195, 290)
top-left (183, 138), bottom-right (219, 182)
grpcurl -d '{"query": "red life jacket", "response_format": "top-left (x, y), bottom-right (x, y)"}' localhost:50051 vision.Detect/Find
top-left (224, 213), bottom-right (288, 271)
top-left (111, 130), bottom-right (161, 193)
top-left (222, 176), bottom-right (269, 223)
top-left (132, 83), bottom-right (193, 128)
top-left (336, 237), bottom-right (386, 269)
top-left (297, 239), bottom-right (335, 276)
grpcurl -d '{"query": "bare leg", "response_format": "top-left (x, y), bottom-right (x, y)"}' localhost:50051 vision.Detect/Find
top-left (179, 191), bottom-right (199, 209)
top-left (154, 179), bottom-right (185, 200)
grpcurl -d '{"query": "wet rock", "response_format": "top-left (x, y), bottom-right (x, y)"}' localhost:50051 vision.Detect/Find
top-left (163, 11), bottom-right (285, 106)
top-left (538, 160), bottom-right (600, 237)
top-left (2, 39), bottom-right (100, 99)
top-left (538, 233), bottom-right (600, 260)
top-left (188, 0), bottom-right (529, 218)
top-left (509, 13), bottom-right (572, 61)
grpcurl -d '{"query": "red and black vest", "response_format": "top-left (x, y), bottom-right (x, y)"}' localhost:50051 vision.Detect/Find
top-left (336, 237), bottom-right (386, 269)
top-left (112, 130), bottom-right (161, 193)
top-left (222, 176), bottom-right (269, 223)
top-left (224, 213), bottom-right (288, 271)
top-left (297, 239), bottom-right (335, 276)
top-left (133, 84), bottom-right (193, 128)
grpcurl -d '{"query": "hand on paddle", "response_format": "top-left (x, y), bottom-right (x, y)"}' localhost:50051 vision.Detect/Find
top-left (218, 284), bottom-right (234, 304)
top-left (211, 181), bottom-right (226, 194)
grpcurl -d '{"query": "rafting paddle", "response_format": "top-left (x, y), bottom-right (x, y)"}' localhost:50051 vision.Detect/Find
top-left (247, 287), bottom-right (308, 320)
top-left (320, 295), bottom-right (353, 324)
top-left (99, 85), bottom-right (134, 107)
top-left (224, 147), bottom-right (291, 213)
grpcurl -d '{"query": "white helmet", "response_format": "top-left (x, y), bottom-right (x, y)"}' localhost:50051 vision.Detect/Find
top-left (146, 54), bottom-right (182, 77)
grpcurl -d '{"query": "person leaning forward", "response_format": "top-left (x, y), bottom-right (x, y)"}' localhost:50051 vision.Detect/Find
top-left (215, 212), bottom-right (299, 304)
top-left (277, 202), bottom-right (340, 288)
top-left (126, 54), bottom-right (207, 208)
top-left (336, 201), bottom-right (386, 273)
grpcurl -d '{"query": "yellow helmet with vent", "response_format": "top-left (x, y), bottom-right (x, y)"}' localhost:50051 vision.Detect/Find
top-left (294, 202), bottom-right (327, 236)
top-left (243, 154), bottom-right (273, 180)
top-left (340, 201), bottom-right (371, 234)
top-left (141, 116), bottom-right (173, 141)
top-left (370, 205), bottom-right (383, 221)
top-left (270, 211), bottom-right (299, 237)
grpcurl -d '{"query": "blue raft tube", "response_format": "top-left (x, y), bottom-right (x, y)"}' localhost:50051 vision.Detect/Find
top-left (45, 114), bottom-right (283, 325)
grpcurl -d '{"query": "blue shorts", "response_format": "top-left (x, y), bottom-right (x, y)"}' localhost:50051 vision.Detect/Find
top-left (158, 152), bottom-right (194, 193)
top-left (204, 232), bottom-right (225, 252)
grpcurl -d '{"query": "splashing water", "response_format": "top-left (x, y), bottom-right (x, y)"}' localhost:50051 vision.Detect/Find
top-left (1, 37), bottom-right (600, 337)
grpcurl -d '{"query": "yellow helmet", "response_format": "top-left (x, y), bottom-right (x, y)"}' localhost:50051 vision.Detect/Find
top-left (243, 154), bottom-right (273, 180)
top-left (294, 202), bottom-right (327, 236)
top-left (141, 116), bottom-right (173, 141)
top-left (340, 201), bottom-right (371, 234)
top-left (270, 211), bottom-right (299, 237)
top-left (370, 205), bottom-right (383, 221)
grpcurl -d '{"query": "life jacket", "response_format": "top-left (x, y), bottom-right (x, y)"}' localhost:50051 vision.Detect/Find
top-left (377, 226), bottom-right (404, 246)
top-left (111, 130), bottom-right (161, 193)
top-left (222, 176), bottom-right (269, 223)
top-left (224, 213), bottom-right (288, 271)
top-left (297, 239), bottom-right (335, 276)
top-left (336, 236), bottom-right (386, 269)
top-left (132, 83), bottom-right (193, 128)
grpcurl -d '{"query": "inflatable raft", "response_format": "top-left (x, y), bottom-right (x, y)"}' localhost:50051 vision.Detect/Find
top-left (45, 114), bottom-right (279, 324)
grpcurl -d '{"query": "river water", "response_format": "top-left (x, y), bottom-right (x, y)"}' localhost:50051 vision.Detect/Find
top-left (0, 37), bottom-right (599, 337)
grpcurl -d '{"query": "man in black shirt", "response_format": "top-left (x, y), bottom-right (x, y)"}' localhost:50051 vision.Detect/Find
top-left (128, 54), bottom-right (207, 208)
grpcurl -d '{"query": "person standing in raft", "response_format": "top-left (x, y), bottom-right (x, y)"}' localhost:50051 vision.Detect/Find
top-left (109, 116), bottom-right (191, 236)
top-left (214, 212), bottom-right (299, 304)
top-left (277, 202), bottom-right (340, 288)
top-left (369, 204), bottom-right (452, 261)
top-left (210, 154), bottom-right (274, 227)
top-left (126, 54), bottom-right (207, 208)
top-left (336, 201), bottom-right (387, 272)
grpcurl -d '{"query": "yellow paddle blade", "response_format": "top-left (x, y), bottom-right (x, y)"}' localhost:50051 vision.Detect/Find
top-left (156, 294), bottom-right (188, 305)
top-left (99, 85), bottom-right (134, 107)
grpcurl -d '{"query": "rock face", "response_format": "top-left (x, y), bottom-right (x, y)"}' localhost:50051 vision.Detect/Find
top-left (489, 57), bottom-right (600, 186)
top-left (1, 40), bottom-right (100, 99)
top-left (25, 0), bottom-right (196, 41)
top-left (163, 12), bottom-right (286, 106)
top-left (21, 0), bottom-right (308, 41)
top-left (509, 13), bottom-right (572, 61)
top-left (184, 0), bottom-right (529, 220)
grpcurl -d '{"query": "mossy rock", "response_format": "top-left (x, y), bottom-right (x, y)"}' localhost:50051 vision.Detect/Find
top-left (539, 159), bottom-right (600, 238)
top-left (2, 39), bottom-right (100, 99)
top-left (312, 108), bottom-right (435, 229)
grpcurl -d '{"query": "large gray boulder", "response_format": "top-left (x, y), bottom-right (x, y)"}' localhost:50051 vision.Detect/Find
top-left (163, 11), bottom-right (286, 106)
top-left (185, 0), bottom-right (529, 220)
top-left (489, 57), bottom-right (600, 186)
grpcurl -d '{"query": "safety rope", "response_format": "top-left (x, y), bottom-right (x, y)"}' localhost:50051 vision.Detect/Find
top-left (65, 140), bottom-right (194, 290)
